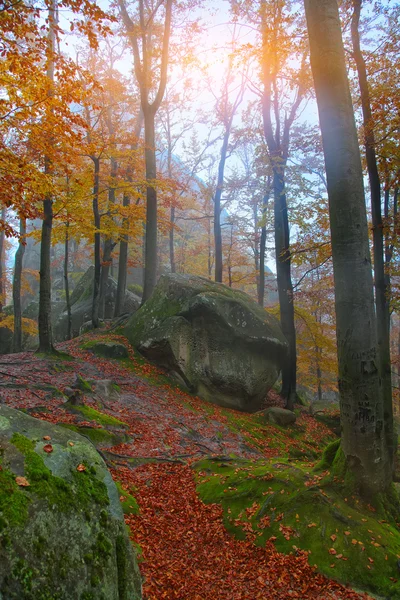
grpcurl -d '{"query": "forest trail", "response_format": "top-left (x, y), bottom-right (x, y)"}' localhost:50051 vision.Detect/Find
top-left (0, 333), bottom-right (373, 600)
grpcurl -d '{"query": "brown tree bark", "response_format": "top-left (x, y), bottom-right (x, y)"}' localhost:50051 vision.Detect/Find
top-left (64, 221), bottom-right (72, 340)
top-left (115, 110), bottom-right (144, 317)
top-left (351, 0), bottom-right (394, 471)
top-left (0, 207), bottom-right (6, 313)
top-left (38, 0), bottom-right (56, 353)
top-left (304, 0), bottom-right (391, 494)
top-left (91, 156), bottom-right (101, 328)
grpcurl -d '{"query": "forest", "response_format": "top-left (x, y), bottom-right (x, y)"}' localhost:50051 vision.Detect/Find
top-left (1, 0), bottom-right (400, 598)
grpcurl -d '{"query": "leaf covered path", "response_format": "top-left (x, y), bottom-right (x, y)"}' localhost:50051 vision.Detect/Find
top-left (0, 335), bottom-right (372, 599)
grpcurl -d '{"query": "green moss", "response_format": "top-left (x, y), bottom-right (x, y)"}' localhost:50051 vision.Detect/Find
top-left (0, 466), bottom-right (30, 528)
top-left (9, 433), bottom-right (109, 516)
top-left (116, 534), bottom-right (129, 600)
top-left (60, 424), bottom-right (123, 446)
top-left (314, 438), bottom-right (340, 471)
top-left (75, 374), bottom-right (93, 392)
top-left (115, 481), bottom-right (139, 516)
top-left (73, 405), bottom-right (128, 428)
top-left (194, 457), bottom-right (400, 598)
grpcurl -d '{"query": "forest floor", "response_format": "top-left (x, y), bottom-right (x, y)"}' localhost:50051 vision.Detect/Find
top-left (0, 331), bottom-right (398, 600)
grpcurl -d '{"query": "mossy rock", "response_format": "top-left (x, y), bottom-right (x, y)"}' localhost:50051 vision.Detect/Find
top-left (258, 407), bottom-right (296, 427)
top-left (194, 457), bottom-right (400, 599)
top-left (125, 274), bottom-right (288, 412)
top-left (59, 424), bottom-right (129, 448)
top-left (63, 403), bottom-right (129, 429)
top-left (83, 341), bottom-right (129, 359)
top-left (0, 405), bottom-right (141, 599)
top-left (54, 268), bottom-right (140, 342)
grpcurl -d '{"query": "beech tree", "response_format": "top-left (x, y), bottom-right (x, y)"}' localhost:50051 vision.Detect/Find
top-left (350, 0), bottom-right (394, 467)
top-left (304, 0), bottom-right (392, 493)
top-left (118, 0), bottom-right (173, 303)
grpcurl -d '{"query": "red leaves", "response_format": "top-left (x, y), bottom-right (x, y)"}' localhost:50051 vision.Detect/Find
top-left (43, 444), bottom-right (53, 453)
top-left (76, 464), bottom-right (86, 472)
top-left (116, 463), bottom-right (367, 600)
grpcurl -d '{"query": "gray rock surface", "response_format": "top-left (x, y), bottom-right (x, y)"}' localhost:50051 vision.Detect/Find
top-left (125, 274), bottom-right (288, 412)
top-left (54, 268), bottom-right (141, 341)
top-left (0, 405), bottom-right (142, 600)
top-left (259, 406), bottom-right (296, 426)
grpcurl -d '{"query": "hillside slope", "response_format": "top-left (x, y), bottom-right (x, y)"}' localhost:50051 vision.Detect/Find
top-left (0, 331), bottom-right (398, 599)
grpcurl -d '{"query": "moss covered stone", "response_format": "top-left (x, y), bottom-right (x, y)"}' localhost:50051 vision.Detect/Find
top-left (0, 405), bottom-right (142, 600)
top-left (125, 274), bottom-right (288, 412)
top-left (70, 404), bottom-right (129, 428)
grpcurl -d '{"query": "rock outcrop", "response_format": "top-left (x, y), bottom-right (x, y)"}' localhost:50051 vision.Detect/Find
top-left (0, 405), bottom-right (142, 599)
top-left (54, 267), bottom-right (141, 341)
top-left (125, 274), bottom-right (288, 412)
top-left (259, 407), bottom-right (296, 427)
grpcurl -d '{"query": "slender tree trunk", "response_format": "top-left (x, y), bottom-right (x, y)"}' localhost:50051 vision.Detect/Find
top-left (115, 192), bottom-right (130, 317)
top-left (304, 0), bottom-right (391, 494)
top-left (259, 190), bottom-right (270, 307)
top-left (12, 218), bottom-right (26, 353)
top-left (214, 130), bottom-right (229, 283)
top-left (142, 108), bottom-right (158, 302)
top-left (92, 156), bottom-right (101, 328)
top-left (0, 207), bottom-right (6, 313)
top-left (99, 155), bottom-right (118, 319)
top-left (64, 221), bottom-right (72, 341)
top-left (38, 0), bottom-right (56, 353)
top-left (115, 110), bottom-right (143, 317)
top-left (351, 0), bottom-right (394, 472)
top-left (118, 0), bottom-right (172, 302)
top-left (170, 205), bottom-right (176, 273)
top-left (258, 184), bottom-right (271, 306)
top-left (273, 169), bottom-right (296, 410)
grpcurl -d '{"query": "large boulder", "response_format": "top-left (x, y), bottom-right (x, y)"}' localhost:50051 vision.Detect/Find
top-left (125, 274), bottom-right (288, 412)
top-left (0, 405), bottom-right (142, 600)
top-left (54, 268), bottom-right (141, 341)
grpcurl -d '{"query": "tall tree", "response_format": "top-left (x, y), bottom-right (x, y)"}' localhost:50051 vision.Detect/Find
top-left (119, 0), bottom-right (173, 303)
top-left (37, 0), bottom-right (56, 353)
top-left (0, 207), bottom-right (6, 313)
top-left (260, 0), bottom-right (307, 409)
top-left (304, 0), bottom-right (392, 494)
top-left (114, 109), bottom-right (144, 318)
top-left (350, 0), bottom-right (394, 467)
top-left (211, 53), bottom-right (246, 283)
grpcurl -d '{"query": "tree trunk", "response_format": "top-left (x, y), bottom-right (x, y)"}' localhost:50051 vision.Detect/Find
top-left (99, 156), bottom-right (118, 319)
top-left (304, 0), bottom-right (391, 494)
top-left (64, 221), bottom-right (72, 341)
top-left (273, 169), bottom-right (296, 410)
top-left (351, 0), bottom-right (394, 472)
top-left (114, 192), bottom-right (130, 318)
top-left (142, 108), bottom-right (158, 303)
top-left (0, 207), bottom-right (6, 313)
top-left (12, 218), bottom-right (26, 353)
top-left (214, 129), bottom-right (229, 283)
top-left (92, 156), bottom-right (101, 328)
top-left (170, 205), bottom-right (176, 273)
top-left (115, 110), bottom-right (143, 317)
top-left (38, 193), bottom-right (54, 352)
top-left (38, 0), bottom-right (55, 354)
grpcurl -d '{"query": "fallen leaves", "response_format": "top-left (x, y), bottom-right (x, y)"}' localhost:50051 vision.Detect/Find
top-left (76, 464), bottom-right (86, 472)
top-left (117, 463), bottom-right (367, 600)
top-left (15, 476), bottom-right (30, 487)
top-left (43, 444), bottom-right (53, 453)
